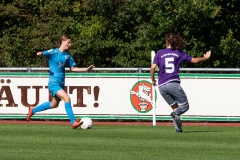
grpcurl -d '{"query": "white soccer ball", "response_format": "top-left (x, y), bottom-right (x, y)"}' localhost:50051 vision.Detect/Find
top-left (80, 117), bottom-right (93, 130)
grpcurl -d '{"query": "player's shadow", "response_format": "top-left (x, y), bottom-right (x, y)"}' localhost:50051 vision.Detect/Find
top-left (183, 130), bottom-right (221, 133)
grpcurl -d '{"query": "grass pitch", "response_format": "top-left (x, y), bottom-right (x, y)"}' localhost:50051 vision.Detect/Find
top-left (0, 123), bottom-right (239, 160)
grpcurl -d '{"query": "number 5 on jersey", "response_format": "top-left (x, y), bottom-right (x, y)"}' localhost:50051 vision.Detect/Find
top-left (165, 57), bottom-right (175, 73)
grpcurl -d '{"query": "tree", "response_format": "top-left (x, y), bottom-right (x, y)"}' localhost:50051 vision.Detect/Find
top-left (0, 0), bottom-right (240, 68)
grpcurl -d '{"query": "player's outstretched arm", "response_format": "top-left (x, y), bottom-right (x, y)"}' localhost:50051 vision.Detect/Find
top-left (37, 52), bottom-right (43, 56)
top-left (71, 65), bottom-right (95, 72)
top-left (191, 50), bottom-right (211, 63)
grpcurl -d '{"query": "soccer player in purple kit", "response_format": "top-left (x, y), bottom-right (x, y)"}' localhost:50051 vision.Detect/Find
top-left (26, 34), bottom-right (95, 129)
top-left (150, 33), bottom-right (211, 132)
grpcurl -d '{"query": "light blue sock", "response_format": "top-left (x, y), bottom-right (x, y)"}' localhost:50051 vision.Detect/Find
top-left (65, 102), bottom-right (75, 124)
top-left (32, 102), bottom-right (51, 114)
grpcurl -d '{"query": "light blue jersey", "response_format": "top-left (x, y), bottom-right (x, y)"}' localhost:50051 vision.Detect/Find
top-left (43, 48), bottom-right (76, 86)
top-left (31, 48), bottom-right (77, 125)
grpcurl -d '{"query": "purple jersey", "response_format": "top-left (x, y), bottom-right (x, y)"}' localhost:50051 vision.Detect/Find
top-left (153, 48), bottom-right (192, 86)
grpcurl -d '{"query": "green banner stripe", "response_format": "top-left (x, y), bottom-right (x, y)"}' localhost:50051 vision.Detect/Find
top-left (1, 72), bottom-right (240, 78)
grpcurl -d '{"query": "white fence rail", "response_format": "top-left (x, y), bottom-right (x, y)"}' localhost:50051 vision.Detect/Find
top-left (0, 67), bottom-right (240, 72)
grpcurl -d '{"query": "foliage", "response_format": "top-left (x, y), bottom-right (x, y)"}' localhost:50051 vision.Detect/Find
top-left (219, 35), bottom-right (240, 67)
top-left (0, 0), bottom-right (240, 68)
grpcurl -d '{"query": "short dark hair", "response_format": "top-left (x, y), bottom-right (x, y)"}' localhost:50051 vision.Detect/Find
top-left (59, 34), bottom-right (71, 45)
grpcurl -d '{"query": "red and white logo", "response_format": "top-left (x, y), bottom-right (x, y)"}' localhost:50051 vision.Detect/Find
top-left (130, 80), bottom-right (156, 113)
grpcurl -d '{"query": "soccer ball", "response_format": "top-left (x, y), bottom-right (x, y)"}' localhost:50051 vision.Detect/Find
top-left (80, 117), bottom-right (93, 129)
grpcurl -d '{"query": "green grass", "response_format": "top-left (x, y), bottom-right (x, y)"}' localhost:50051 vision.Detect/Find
top-left (0, 124), bottom-right (239, 160)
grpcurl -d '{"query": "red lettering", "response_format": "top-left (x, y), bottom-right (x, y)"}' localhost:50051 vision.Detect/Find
top-left (18, 86), bottom-right (43, 107)
top-left (0, 86), bottom-right (18, 107)
top-left (69, 86), bottom-right (91, 107)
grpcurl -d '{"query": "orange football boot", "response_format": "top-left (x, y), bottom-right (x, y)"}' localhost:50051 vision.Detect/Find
top-left (26, 106), bottom-right (34, 122)
top-left (72, 118), bottom-right (83, 129)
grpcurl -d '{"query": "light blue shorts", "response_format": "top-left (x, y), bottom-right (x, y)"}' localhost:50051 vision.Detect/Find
top-left (48, 83), bottom-right (64, 97)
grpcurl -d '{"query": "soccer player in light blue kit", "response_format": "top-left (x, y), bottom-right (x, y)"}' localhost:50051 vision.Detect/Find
top-left (26, 34), bottom-right (95, 129)
top-left (150, 33), bottom-right (211, 132)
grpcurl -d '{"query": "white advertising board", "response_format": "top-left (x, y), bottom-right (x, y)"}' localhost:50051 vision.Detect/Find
top-left (0, 76), bottom-right (240, 117)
